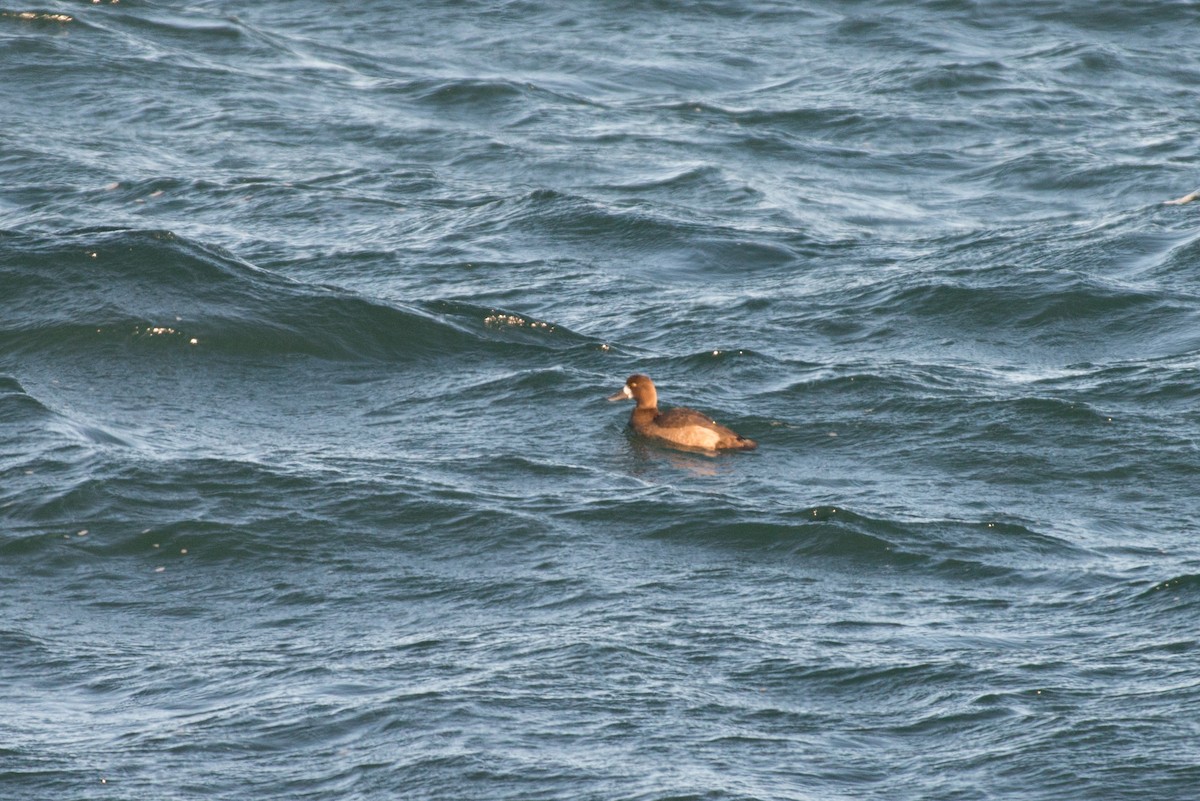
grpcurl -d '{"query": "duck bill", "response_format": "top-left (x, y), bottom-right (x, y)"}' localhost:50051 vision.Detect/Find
top-left (607, 385), bottom-right (633, 402)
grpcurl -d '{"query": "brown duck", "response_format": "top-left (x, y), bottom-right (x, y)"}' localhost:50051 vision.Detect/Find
top-left (608, 374), bottom-right (757, 452)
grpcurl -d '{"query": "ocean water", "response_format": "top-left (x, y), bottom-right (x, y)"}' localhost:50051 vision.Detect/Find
top-left (3, 1), bottom-right (1200, 799)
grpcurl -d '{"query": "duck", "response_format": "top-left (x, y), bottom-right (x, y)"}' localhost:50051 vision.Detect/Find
top-left (608, 374), bottom-right (757, 451)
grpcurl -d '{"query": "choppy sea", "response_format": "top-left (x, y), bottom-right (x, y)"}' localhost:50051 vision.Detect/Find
top-left (3, 2), bottom-right (1200, 799)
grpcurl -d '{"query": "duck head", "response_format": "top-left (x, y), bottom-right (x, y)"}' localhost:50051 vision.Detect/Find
top-left (607, 374), bottom-right (658, 409)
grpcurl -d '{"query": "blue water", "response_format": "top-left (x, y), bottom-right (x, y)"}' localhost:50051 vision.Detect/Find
top-left (3, 2), bottom-right (1200, 799)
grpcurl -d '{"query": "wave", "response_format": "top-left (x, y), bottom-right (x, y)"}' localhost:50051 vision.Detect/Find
top-left (0, 374), bottom-right (54, 425)
top-left (1027, 352), bottom-right (1200, 409)
top-left (0, 228), bottom-right (592, 363)
top-left (385, 76), bottom-right (597, 116)
top-left (0, 451), bottom-right (368, 560)
top-left (1132, 574), bottom-right (1200, 612)
top-left (634, 503), bottom-right (1087, 580)
top-left (882, 274), bottom-right (1168, 332)
top-left (447, 188), bottom-right (818, 276)
top-left (797, 261), bottom-right (1197, 364)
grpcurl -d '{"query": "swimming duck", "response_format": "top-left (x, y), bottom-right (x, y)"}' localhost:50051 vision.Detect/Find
top-left (608, 374), bottom-right (757, 451)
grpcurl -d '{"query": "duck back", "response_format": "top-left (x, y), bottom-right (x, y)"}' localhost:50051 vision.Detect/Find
top-left (633, 406), bottom-right (757, 451)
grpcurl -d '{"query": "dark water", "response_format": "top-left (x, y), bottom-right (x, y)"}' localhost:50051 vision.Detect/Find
top-left (3, 1), bottom-right (1200, 799)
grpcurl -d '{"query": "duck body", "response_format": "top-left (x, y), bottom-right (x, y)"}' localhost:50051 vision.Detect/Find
top-left (608, 374), bottom-right (757, 452)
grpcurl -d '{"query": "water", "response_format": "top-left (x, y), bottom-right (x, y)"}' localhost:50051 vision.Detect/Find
top-left (3, 1), bottom-right (1200, 799)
